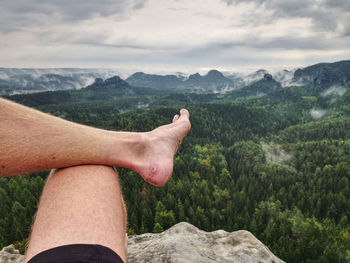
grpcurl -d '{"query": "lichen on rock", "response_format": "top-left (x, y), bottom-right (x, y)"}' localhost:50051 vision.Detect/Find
top-left (0, 245), bottom-right (24, 263)
top-left (127, 222), bottom-right (285, 263)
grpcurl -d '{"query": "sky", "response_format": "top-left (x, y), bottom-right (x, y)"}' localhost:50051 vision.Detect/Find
top-left (1, 0), bottom-right (350, 74)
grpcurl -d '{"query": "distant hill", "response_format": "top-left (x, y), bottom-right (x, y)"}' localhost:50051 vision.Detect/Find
top-left (126, 72), bottom-right (184, 90)
top-left (186, 70), bottom-right (235, 92)
top-left (126, 69), bottom-right (236, 93)
top-left (6, 76), bottom-right (159, 107)
top-left (224, 73), bottom-right (282, 98)
top-left (0, 68), bottom-right (120, 96)
top-left (293, 60), bottom-right (350, 89)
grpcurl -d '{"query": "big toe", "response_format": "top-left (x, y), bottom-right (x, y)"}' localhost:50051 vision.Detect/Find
top-left (180, 108), bottom-right (190, 119)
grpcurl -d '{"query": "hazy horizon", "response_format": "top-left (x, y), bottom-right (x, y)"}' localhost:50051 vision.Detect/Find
top-left (0, 58), bottom-right (347, 79)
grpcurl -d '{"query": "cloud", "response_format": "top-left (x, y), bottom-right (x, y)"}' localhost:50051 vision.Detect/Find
top-left (183, 34), bottom-right (349, 54)
top-left (341, 14), bottom-right (350, 36)
top-left (0, 0), bottom-right (349, 71)
top-left (321, 86), bottom-right (346, 97)
top-left (222, 0), bottom-right (348, 33)
top-left (345, 26), bottom-right (350, 36)
top-left (310, 109), bottom-right (326, 120)
top-left (325, 0), bottom-right (350, 11)
top-left (0, 0), bottom-right (148, 33)
top-left (251, 36), bottom-right (349, 50)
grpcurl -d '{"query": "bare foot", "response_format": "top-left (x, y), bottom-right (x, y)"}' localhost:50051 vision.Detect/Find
top-left (132, 109), bottom-right (191, 186)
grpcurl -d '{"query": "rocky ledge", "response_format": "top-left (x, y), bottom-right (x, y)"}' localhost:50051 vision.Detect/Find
top-left (0, 246), bottom-right (22, 263)
top-left (1, 222), bottom-right (284, 263)
top-left (127, 222), bottom-right (284, 263)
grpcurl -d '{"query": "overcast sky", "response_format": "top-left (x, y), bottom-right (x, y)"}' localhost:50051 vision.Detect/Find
top-left (1, 0), bottom-right (350, 74)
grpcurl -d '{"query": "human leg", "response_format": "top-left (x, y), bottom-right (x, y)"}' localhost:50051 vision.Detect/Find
top-left (1, 98), bottom-right (191, 187)
top-left (24, 165), bottom-right (127, 263)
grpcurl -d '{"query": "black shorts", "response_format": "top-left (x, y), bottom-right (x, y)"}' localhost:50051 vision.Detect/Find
top-left (27, 244), bottom-right (124, 263)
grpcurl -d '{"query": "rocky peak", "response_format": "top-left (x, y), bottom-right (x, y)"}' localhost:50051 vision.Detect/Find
top-left (1, 223), bottom-right (285, 263)
top-left (104, 76), bottom-right (128, 87)
top-left (130, 72), bottom-right (146, 77)
top-left (256, 69), bottom-right (268, 75)
top-left (263, 73), bottom-right (273, 81)
top-left (127, 222), bottom-right (284, 263)
top-left (86, 75), bottom-right (129, 90)
top-left (125, 72), bottom-right (182, 90)
top-left (0, 245), bottom-right (22, 263)
top-left (93, 78), bottom-right (103, 84)
top-left (188, 73), bottom-right (202, 81)
top-left (205, 70), bottom-right (225, 79)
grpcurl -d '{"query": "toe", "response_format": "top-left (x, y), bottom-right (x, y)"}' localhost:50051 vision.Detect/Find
top-left (178, 109), bottom-right (191, 132)
top-left (173, 114), bottom-right (179, 122)
top-left (180, 108), bottom-right (190, 119)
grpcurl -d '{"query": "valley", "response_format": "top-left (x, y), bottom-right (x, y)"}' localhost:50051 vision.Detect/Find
top-left (1, 60), bottom-right (350, 262)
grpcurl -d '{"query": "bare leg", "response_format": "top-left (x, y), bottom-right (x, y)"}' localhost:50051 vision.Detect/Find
top-left (24, 165), bottom-right (127, 263)
top-left (1, 98), bottom-right (191, 186)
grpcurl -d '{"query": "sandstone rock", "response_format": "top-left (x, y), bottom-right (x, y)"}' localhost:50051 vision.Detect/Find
top-left (0, 245), bottom-right (23, 263)
top-left (1, 222), bottom-right (285, 263)
top-left (127, 222), bottom-right (285, 263)
top-left (263, 73), bottom-right (273, 81)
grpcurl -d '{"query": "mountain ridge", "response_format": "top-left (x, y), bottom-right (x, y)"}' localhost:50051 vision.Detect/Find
top-left (1, 60), bottom-right (349, 96)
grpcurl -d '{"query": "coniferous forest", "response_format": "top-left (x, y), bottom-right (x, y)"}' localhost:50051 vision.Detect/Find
top-left (1, 63), bottom-right (350, 262)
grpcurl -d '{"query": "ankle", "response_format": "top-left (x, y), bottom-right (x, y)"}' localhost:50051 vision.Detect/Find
top-left (106, 131), bottom-right (145, 168)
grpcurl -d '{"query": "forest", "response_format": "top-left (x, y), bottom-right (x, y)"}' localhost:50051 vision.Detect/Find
top-left (1, 78), bottom-right (350, 262)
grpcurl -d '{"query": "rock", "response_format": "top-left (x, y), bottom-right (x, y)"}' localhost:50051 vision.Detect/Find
top-left (263, 73), bottom-right (273, 81)
top-left (1, 222), bottom-right (285, 263)
top-left (0, 245), bottom-right (23, 263)
top-left (86, 75), bottom-right (130, 90)
top-left (127, 222), bottom-right (285, 263)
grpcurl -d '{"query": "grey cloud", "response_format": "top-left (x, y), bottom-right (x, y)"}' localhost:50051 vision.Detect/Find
top-left (344, 24), bottom-right (350, 36)
top-left (222, 0), bottom-right (346, 32)
top-left (133, 0), bottom-right (148, 9)
top-left (340, 13), bottom-right (350, 36)
top-left (250, 36), bottom-right (349, 50)
top-left (34, 28), bottom-right (174, 53)
top-left (181, 33), bottom-right (349, 59)
top-left (325, 0), bottom-right (350, 11)
top-left (0, 0), bottom-right (148, 33)
top-left (75, 40), bottom-right (157, 51)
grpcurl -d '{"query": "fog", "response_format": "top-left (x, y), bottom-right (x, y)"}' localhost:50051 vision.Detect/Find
top-left (310, 109), bottom-right (326, 120)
